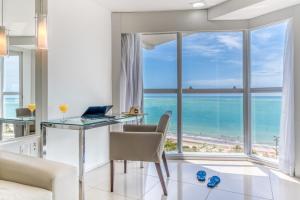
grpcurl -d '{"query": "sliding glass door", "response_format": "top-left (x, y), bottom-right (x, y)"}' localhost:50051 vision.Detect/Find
top-left (142, 21), bottom-right (287, 161)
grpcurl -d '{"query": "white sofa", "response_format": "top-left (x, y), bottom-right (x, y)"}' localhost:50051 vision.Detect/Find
top-left (0, 151), bottom-right (78, 200)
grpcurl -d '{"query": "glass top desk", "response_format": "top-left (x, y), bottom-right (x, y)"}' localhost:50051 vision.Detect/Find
top-left (0, 117), bottom-right (35, 141)
top-left (40, 114), bottom-right (141, 200)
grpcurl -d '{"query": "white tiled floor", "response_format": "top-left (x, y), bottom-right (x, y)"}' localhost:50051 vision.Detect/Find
top-left (85, 160), bottom-right (300, 200)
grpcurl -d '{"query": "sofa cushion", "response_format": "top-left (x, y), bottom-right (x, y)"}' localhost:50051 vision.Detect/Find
top-left (0, 180), bottom-right (52, 200)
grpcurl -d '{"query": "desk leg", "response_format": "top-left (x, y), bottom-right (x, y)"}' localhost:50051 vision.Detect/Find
top-left (137, 116), bottom-right (144, 168)
top-left (25, 124), bottom-right (30, 136)
top-left (40, 126), bottom-right (47, 158)
top-left (79, 129), bottom-right (86, 200)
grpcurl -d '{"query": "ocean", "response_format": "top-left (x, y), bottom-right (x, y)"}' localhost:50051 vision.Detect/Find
top-left (4, 95), bottom-right (281, 146)
top-left (2, 96), bottom-right (20, 118)
top-left (144, 94), bottom-right (282, 145)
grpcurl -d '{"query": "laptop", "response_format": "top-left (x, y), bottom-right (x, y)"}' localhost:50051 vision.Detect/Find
top-left (81, 105), bottom-right (113, 119)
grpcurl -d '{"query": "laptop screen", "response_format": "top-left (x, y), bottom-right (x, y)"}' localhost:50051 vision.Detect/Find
top-left (81, 105), bottom-right (113, 118)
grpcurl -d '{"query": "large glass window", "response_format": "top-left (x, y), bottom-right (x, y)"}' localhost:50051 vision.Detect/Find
top-left (251, 93), bottom-right (282, 159)
top-left (1, 54), bottom-right (21, 117)
top-left (183, 32), bottom-right (243, 89)
top-left (0, 53), bottom-right (22, 136)
top-left (142, 21), bottom-right (287, 161)
top-left (182, 32), bottom-right (244, 153)
top-left (143, 33), bottom-right (177, 89)
top-left (250, 23), bottom-right (286, 88)
top-left (182, 94), bottom-right (244, 153)
top-left (250, 22), bottom-right (287, 160)
top-left (142, 34), bottom-right (178, 152)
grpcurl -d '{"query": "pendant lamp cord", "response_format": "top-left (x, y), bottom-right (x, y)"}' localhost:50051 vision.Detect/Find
top-left (1, 0), bottom-right (3, 26)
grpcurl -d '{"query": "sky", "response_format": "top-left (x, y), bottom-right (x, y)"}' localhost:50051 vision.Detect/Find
top-left (3, 56), bottom-right (20, 92)
top-left (143, 22), bottom-right (287, 89)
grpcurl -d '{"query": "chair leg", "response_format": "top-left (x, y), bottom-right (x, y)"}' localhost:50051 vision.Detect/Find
top-left (155, 163), bottom-right (168, 196)
top-left (124, 160), bottom-right (127, 174)
top-left (162, 151), bottom-right (170, 177)
top-left (110, 160), bottom-right (114, 192)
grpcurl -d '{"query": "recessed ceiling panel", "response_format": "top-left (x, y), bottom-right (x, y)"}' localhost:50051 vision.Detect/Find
top-left (97, 0), bottom-right (228, 12)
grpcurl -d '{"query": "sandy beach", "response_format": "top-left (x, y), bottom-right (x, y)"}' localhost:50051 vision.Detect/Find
top-left (166, 133), bottom-right (278, 159)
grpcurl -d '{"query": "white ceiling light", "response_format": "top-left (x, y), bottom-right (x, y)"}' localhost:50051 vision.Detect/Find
top-left (192, 1), bottom-right (206, 8)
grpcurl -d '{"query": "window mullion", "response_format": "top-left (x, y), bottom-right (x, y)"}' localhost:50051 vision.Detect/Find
top-left (243, 30), bottom-right (252, 156)
top-left (177, 32), bottom-right (183, 153)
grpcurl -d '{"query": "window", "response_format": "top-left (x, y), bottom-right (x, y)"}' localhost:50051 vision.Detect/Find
top-left (182, 94), bottom-right (244, 153)
top-left (143, 34), bottom-right (178, 152)
top-left (182, 32), bottom-right (244, 153)
top-left (183, 32), bottom-right (243, 89)
top-left (0, 52), bottom-right (22, 135)
top-left (250, 23), bottom-right (286, 88)
top-left (250, 22), bottom-right (287, 160)
top-left (141, 21), bottom-right (287, 161)
top-left (143, 33), bottom-right (177, 89)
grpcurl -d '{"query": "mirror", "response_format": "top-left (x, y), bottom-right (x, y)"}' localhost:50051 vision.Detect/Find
top-left (0, 0), bottom-right (37, 141)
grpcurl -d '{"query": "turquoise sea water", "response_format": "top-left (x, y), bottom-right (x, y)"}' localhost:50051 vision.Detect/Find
top-left (4, 95), bottom-right (281, 146)
top-left (3, 96), bottom-right (20, 118)
top-left (144, 94), bottom-right (282, 145)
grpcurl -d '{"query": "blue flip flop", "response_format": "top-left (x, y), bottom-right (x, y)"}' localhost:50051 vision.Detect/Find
top-left (207, 176), bottom-right (221, 188)
top-left (196, 170), bottom-right (206, 182)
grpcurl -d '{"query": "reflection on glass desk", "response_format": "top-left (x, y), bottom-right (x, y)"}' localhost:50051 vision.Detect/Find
top-left (0, 117), bottom-right (35, 142)
top-left (41, 114), bottom-right (141, 129)
top-left (40, 114), bottom-right (142, 200)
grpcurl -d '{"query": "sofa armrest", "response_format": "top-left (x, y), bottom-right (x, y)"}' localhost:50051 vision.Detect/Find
top-left (0, 151), bottom-right (78, 200)
top-left (110, 131), bottom-right (163, 162)
top-left (123, 124), bottom-right (157, 132)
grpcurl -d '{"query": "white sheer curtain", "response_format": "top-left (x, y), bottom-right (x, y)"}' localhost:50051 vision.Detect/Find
top-left (279, 19), bottom-right (295, 176)
top-left (120, 33), bottom-right (143, 112)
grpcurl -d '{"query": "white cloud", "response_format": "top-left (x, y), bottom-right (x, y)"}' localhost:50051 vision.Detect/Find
top-left (253, 31), bottom-right (273, 42)
top-left (251, 55), bottom-right (283, 87)
top-left (185, 78), bottom-right (242, 89)
top-left (217, 35), bottom-right (242, 49)
top-left (183, 43), bottom-right (222, 57)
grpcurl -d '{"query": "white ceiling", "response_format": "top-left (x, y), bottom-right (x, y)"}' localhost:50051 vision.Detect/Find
top-left (0, 0), bottom-right (35, 36)
top-left (214, 0), bottom-right (300, 20)
top-left (96, 0), bottom-right (228, 12)
top-left (2, 0), bottom-right (300, 37)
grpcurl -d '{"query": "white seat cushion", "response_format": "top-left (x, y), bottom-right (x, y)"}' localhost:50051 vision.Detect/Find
top-left (0, 180), bottom-right (52, 200)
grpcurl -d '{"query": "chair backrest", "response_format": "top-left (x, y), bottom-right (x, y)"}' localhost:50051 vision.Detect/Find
top-left (156, 111), bottom-right (172, 134)
top-left (16, 108), bottom-right (32, 117)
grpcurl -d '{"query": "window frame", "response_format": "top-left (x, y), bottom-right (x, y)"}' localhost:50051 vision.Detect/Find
top-left (143, 21), bottom-right (286, 163)
top-left (248, 22), bottom-right (285, 161)
top-left (0, 51), bottom-right (23, 117)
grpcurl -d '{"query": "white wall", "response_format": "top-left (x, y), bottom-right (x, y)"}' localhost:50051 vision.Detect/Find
top-left (47, 0), bottom-right (112, 171)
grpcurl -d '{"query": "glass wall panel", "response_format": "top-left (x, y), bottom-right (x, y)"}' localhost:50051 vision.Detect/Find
top-left (143, 34), bottom-right (177, 89)
top-left (250, 23), bottom-right (287, 88)
top-left (3, 95), bottom-right (20, 118)
top-left (3, 56), bottom-right (20, 93)
top-left (250, 22), bottom-right (287, 161)
top-left (251, 93), bottom-right (282, 160)
top-left (182, 32), bottom-right (243, 89)
top-left (142, 33), bottom-right (178, 152)
top-left (144, 93), bottom-right (177, 152)
top-left (182, 94), bottom-right (244, 153)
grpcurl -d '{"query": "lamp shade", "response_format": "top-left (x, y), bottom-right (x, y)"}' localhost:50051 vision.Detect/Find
top-left (0, 26), bottom-right (8, 56)
top-left (37, 15), bottom-right (48, 49)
